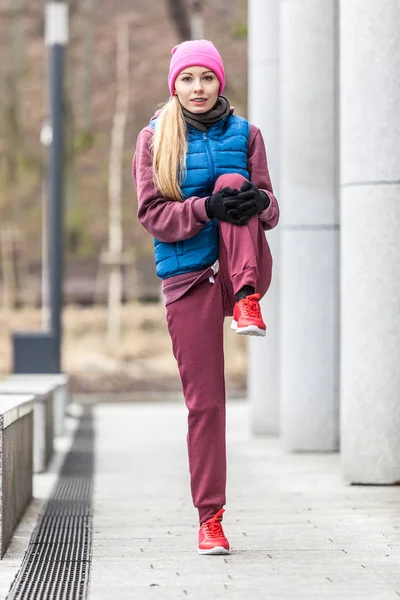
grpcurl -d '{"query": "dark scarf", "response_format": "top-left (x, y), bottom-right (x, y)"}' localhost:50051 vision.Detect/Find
top-left (182, 96), bottom-right (231, 132)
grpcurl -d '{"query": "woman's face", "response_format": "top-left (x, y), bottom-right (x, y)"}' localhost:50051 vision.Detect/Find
top-left (174, 66), bottom-right (220, 113)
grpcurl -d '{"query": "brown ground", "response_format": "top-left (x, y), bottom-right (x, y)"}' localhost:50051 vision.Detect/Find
top-left (0, 302), bottom-right (248, 394)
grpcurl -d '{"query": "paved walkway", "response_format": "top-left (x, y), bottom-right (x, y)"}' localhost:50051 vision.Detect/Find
top-left (0, 399), bottom-right (398, 599)
top-left (91, 400), bottom-right (400, 600)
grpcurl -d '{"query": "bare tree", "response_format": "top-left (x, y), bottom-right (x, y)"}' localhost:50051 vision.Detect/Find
top-left (3, 73), bottom-right (19, 185)
top-left (1, 0), bottom-right (24, 186)
top-left (79, 0), bottom-right (94, 136)
top-left (0, 228), bottom-right (17, 310)
top-left (166, 0), bottom-right (191, 41)
top-left (104, 17), bottom-right (131, 344)
top-left (190, 0), bottom-right (205, 39)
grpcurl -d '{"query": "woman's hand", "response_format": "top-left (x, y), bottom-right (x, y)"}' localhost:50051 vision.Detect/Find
top-left (206, 181), bottom-right (270, 225)
top-left (223, 181), bottom-right (270, 216)
top-left (206, 191), bottom-right (253, 225)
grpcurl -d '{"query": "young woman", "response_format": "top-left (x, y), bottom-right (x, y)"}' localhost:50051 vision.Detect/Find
top-left (133, 39), bottom-right (279, 555)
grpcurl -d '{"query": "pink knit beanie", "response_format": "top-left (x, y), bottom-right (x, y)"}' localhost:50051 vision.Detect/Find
top-left (168, 39), bottom-right (226, 96)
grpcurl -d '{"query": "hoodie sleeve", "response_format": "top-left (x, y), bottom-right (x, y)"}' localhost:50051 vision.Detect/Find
top-left (132, 127), bottom-right (211, 243)
top-left (247, 125), bottom-right (280, 231)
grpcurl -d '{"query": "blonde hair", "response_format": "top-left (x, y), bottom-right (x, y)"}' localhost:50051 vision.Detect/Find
top-left (151, 96), bottom-right (187, 202)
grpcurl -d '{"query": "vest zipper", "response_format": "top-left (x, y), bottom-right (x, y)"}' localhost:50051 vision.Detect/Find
top-left (202, 132), bottom-right (215, 183)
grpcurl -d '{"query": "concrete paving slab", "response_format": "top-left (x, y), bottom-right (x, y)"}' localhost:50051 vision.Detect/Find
top-left (90, 401), bottom-right (400, 600)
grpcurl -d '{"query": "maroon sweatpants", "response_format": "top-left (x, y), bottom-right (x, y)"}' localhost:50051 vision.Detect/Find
top-left (165, 174), bottom-right (273, 524)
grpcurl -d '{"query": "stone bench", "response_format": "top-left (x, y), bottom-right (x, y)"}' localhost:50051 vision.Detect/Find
top-left (0, 381), bottom-right (54, 473)
top-left (0, 394), bottom-right (34, 558)
top-left (5, 374), bottom-right (70, 437)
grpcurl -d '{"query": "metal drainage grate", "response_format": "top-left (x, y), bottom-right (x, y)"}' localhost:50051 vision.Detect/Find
top-left (7, 407), bottom-right (94, 600)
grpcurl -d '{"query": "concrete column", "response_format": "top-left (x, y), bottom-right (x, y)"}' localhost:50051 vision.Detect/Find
top-left (280, 0), bottom-right (340, 450)
top-left (340, 1), bottom-right (400, 483)
top-left (247, 0), bottom-right (281, 435)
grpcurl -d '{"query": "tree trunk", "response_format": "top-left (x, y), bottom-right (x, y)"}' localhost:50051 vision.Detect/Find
top-left (80, 0), bottom-right (94, 132)
top-left (107, 19), bottom-right (130, 344)
top-left (3, 0), bottom-right (24, 187)
top-left (1, 228), bottom-right (17, 310)
top-left (190, 0), bottom-right (205, 39)
top-left (166, 0), bottom-right (191, 41)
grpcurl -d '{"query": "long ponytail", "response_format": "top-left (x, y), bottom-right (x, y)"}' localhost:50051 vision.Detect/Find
top-left (151, 95), bottom-right (187, 202)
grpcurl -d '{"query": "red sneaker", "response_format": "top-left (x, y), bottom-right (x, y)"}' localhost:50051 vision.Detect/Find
top-left (198, 509), bottom-right (230, 555)
top-left (231, 293), bottom-right (266, 336)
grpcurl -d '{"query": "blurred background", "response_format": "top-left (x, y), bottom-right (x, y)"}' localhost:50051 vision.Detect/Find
top-left (0, 0), bottom-right (249, 395)
top-left (0, 2), bottom-right (398, 591)
top-left (1, 0), bottom-right (399, 462)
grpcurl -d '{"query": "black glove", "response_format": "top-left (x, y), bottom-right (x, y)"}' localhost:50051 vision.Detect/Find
top-left (218, 184), bottom-right (258, 224)
top-left (205, 191), bottom-right (252, 225)
top-left (238, 181), bottom-right (270, 214)
top-left (223, 192), bottom-right (257, 224)
top-left (221, 182), bottom-right (269, 216)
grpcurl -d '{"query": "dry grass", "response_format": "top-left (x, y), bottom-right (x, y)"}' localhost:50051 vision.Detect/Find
top-left (0, 302), bottom-right (247, 393)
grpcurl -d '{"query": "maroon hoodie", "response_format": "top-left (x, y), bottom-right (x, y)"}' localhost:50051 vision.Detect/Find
top-left (132, 109), bottom-right (279, 303)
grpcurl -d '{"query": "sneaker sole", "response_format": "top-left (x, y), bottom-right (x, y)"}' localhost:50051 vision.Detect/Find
top-left (197, 546), bottom-right (230, 555)
top-left (231, 320), bottom-right (266, 337)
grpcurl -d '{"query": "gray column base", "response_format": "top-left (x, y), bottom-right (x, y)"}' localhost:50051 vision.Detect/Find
top-left (281, 228), bottom-right (339, 451)
top-left (341, 187), bottom-right (400, 483)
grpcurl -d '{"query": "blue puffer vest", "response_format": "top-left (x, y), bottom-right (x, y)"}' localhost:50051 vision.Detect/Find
top-left (150, 114), bottom-right (250, 279)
